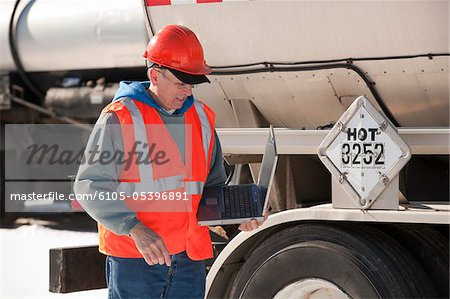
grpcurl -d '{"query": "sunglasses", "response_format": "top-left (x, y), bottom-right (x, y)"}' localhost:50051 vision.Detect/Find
top-left (155, 69), bottom-right (193, 89)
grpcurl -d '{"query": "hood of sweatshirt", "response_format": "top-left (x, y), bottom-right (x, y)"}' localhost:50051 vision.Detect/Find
top-left (112, 81), bottom-right (194, 115)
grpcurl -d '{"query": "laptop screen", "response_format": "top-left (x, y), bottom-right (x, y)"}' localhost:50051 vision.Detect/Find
top-left (257, 126), bottom-right (278, 190)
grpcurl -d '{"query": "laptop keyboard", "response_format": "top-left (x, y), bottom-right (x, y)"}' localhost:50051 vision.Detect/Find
top-left (223, 185), bottom-right (258, 218)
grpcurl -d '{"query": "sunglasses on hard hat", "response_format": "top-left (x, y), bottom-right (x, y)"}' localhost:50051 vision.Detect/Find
top-left (155, 69), bottom-right (194, 90)
top-left (147, 61), bottom-right (210, 85)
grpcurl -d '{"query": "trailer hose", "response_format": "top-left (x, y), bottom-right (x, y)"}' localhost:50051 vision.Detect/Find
top-left (8, 0), bottom-right (45, 102)
top-left (210, 53), bottom-right (450, 69)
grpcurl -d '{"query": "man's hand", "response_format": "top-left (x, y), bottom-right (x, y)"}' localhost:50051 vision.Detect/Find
top-left (238, 212), bottom-right (268, 232)
top-left (129, 223), bottom-right (171, 266)
top-left (208, 226), bottom-right (229, 240)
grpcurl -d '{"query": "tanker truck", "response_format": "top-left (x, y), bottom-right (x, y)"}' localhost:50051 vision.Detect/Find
top-left (1, 0), bottom-right (449, 298)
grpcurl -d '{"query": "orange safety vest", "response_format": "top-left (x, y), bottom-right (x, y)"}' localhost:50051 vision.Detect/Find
top-left (98, 97), bottom-right (216, 261)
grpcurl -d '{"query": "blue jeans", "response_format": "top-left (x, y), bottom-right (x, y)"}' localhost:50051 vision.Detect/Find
top-left (106, 251), bottom-right (206, 299)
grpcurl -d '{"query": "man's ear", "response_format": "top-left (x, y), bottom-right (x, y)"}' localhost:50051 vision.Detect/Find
top-left (148, 68), bottom-right (159, 85)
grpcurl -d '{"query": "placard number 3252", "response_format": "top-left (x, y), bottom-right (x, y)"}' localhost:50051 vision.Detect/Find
top-left (341, 143), bottom-right (385, 166)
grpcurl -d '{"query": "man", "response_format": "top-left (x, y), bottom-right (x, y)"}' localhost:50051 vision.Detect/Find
top-left (74, 25), bottom-right (263, 299)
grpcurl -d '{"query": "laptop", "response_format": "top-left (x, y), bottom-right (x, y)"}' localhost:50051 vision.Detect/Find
top-left (197, 126), bottom-right (278, 226)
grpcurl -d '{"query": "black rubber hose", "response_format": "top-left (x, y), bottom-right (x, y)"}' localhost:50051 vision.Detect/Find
top-left (210, 53), bottom-right (450, 69)
top-left (8, 0), bottom-right (44, 102)
top-left (212, 63), bottom-right (400, 127)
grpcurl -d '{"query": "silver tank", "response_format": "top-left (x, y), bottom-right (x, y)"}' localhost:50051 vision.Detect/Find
top-left (0, 0), bottom-right (147, 72)
top-left (1, 0), bottom-right (448, 127)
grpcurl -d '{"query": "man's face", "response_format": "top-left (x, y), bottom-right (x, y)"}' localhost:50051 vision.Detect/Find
top-left (150, 68), bottom-right (193, 110)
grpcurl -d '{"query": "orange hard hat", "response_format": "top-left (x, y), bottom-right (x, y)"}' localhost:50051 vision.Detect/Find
top-left (143, 25), bottom-right (212, 75)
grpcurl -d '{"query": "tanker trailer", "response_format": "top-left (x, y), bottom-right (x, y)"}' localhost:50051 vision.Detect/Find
top-left (1, 0), bottom-right (449, 298)
top-left (144, 1), bottom-right (449, 298)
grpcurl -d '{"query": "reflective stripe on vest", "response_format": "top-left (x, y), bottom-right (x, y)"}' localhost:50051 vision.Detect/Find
top-left (121, 99), bottom-right (154, 181)
top-left (193, 100), bottom-right (212, 173)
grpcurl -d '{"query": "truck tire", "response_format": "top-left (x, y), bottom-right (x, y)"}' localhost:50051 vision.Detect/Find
top-left (382, 224), bottom-right (449, 298)
top-left (228, 222), bottom-right (436, 299)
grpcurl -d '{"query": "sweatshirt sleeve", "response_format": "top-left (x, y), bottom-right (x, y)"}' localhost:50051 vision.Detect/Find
top-left (205, 130), bottom-right (227, 187)
top-left (73, 112), bottom-right (140, 236)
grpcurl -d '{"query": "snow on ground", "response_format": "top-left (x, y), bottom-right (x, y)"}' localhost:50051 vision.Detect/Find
top-left (1, 223), bottom-right (107, 298)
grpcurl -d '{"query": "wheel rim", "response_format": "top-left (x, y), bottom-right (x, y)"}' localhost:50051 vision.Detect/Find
top-left (272, 278), bottom-right (351, 299)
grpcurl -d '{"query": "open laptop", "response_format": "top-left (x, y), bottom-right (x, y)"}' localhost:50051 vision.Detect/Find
top-left (197, 126), bottom-right (278, 226)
